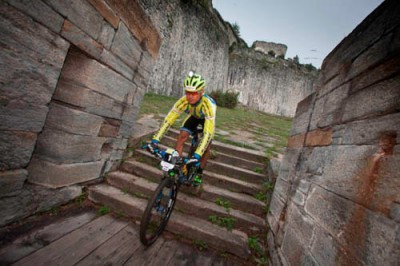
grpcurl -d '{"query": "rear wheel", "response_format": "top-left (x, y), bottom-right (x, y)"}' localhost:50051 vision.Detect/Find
top-left (140, 177), bottom-right (178, 245)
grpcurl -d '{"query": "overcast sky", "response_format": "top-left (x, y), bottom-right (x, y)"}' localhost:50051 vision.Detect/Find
top-left (213, 0), bottom-right (384, 68)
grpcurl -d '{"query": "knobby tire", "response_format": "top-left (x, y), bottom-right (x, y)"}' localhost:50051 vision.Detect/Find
top-left (140, 177), bottom-right (178, 246)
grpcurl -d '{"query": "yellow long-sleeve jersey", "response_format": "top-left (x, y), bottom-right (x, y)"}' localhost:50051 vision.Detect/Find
top-left (153, 94), bottom-right (217, 157)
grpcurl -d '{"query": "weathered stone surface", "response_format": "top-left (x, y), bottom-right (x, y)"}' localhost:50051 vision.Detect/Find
top-left (106, 0), bottom-right (161, 58)
top-left (60, 48), bottom-right (137, 103)
top-left (53, 79), bottom-right (123, 120)
top-left (100, 49), bottom-right (134, 80)
top-left (285, 204), bottom-right (314, 243)
top-left (337, 112), bottom-right (400, 145)
top-left (350, 54), bottom-right (400, 93)
top-left (290, 93), bottom-right (314, 135)
top-left (342, 75), bottom-right (400, 122)
top-left (0, 169), bottom-right (27, 197)
top-left (286, 133), bottom-right (305, 149)
top-left (61, 20), bottom-right (103, 60)
top-left (310, 226), bottom-right (339, 266)
top-left (88, 0), bottom-right (119, 28)
top-left (305, 128), bottom-right (332, 147)
top-left (35, 129), bottom-right (106, 164)
top-left (277, 148), bottom-right (301, 182)
top-left (305, 185), bottom-right (399, 265)
top-left (98, 119), bottom-right (120, 137)
top-left (46, 103), bottom-right (103, 136)
top-left (0, 131), bottom-right (37, 170)
top-left (273, 178), bottom-right (290, 201)
top-left (27, 157), bottom-right (103, 188)
top-left (0, 3), bottom-right (69, 105)
top-left (44, 0), bottom-right (102, 39)
top-left (98, 20), bottom-right (115, 50)
top-left (0, 184), bottom-right (81, 227)
top-left (309, 83), bottom-right (350, 130)
top-left (0, 103), bottom-right (48, 132)
top-left (110, 22), bottom-right (142, 70)
top-left (281, 225), bottom-right (313, 265)
top-left (6, 0), bottom-right (64, 33)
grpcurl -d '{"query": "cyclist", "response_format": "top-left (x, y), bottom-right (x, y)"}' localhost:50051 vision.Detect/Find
top-left (148, 72), bottom-right (217, 186)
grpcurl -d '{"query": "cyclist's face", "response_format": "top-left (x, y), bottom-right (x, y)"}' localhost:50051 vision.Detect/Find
top-left (185, 91), bottom-right (202, 105)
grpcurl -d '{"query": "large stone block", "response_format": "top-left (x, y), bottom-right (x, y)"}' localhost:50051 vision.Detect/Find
top-left (61, 20), bottom-right (103, 60)
top-left (281, 225), bottom-right (316, 266)
top-left (285, 204), bottom-right (315, 244)
top-left (309, 83), bottom-right (350, 130)
top-left (1, 102), bottom-right (48, 132)
top-left (44, 0), bottom-right (102, 39)
top-left (0, 131), bottom-right (36, 170)
top-left (350, 53), bottom-right (400, 93)
top-left (111, 21), bottom-right (142, 70)
top-left (100, 49), bottom-right (134, 80)
top-left (310, 144), bottom-right (399, 215)
top-left (106, 0), bottom-right (161, 58)
top-left (310, 226), bottom-right (341, 266)
top-left (305, 185), bottom-right (399, 265)
top-left (35, 129), bottom-right (106, 164)
top-left (305, 128), bottom-right (332, 147)
top-left (342, 75), bottom-right (400, 123)
top-left (46, 103), bottom-right (103, 136)
top-left (27, 157), bottom-right (104, 188)
top-left (6, 0), bottom-right (64, 33)
top-left (289, 93), bottom-right (314, 136)
top-left (0, 3), bottom-right (69, 105)
top-left (0, 169), bottom-right (27, 197)
top-left (0, 184), bottom-right (81, 227)
top-left (337, 112), bottom-right (400, 145)
top-left (98, 20), bottom-right (115, 50)
top-left (88, 0), bottom-right (119, 28)
top-left (60, 48), bottom-right (137, 103)
top-left (53, 79), bottom-right (123, 120)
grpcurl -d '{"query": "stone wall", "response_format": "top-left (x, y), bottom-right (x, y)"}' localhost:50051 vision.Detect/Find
top-left (138, 0), bottom-right (230, 98)
top-left (0, 0), bottom-right (160, 226)
top-left (140, 0), bottom-right (316, 116)
top-left (267, 0), bottom-right (400, 265)
top-left (228, 47), bottom-right (317, 117)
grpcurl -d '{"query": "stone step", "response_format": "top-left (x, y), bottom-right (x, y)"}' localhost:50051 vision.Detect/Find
top-left (123, 158), bottom-right (262, 195)
top-left (106, 171), bottom-right (266, 234)
top-left (161, 135), bottom-right (267, 173)
top-left (165, 129), bottom-right (266, 163)
top-left (120, 159), bottom-right (266, 217)
top-left (134, 148), bottom-right (266, 185)
top-left (88, 184), bottom-right (251, 259)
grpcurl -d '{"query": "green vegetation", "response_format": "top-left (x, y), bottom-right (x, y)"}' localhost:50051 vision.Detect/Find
top-left (193, 239), bottom-right (208, 250)
top-left (215, 197), bottom-right (231, 212)
top-left (248, 236), bottom-right (268, 264)
top-left (74, 193), bottom-right (86, 206)
top-left (208, 215), bottom-right (236, 232)
top-left (98, 205), bottom-right (111, 215)
top-left (231, 22), bottom-right (241, 37)
top-left (209, 90), bottom-right (239, 109)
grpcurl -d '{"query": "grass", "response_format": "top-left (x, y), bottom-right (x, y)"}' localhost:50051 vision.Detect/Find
top-left (215, 197), bottom-right (231, 213)
top-left (138, 92), bottom-right (292, 158)
top-left (208, 215), bottom-right (236, 232)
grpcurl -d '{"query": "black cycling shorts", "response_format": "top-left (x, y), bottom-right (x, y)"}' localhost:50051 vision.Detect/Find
top-left (180, 116), bottom-right (205, 135)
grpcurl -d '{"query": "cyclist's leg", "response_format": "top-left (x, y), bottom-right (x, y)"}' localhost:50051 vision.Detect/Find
top-left (200, 143), bottom-right (211, 169)
top-left (175, 115), bottom-right (195, 156)
top-left (175, 130), bottom-right (189, 156)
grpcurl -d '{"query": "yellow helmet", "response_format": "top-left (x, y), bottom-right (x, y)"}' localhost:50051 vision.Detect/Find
top-left (183, 71), bottom-right (205, 92)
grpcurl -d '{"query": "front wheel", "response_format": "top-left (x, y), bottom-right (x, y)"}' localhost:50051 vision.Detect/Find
top-left (140, 177), bottom-right (178, 245)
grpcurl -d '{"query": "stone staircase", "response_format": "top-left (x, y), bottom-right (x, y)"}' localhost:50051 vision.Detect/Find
top-left (88, 129), bottom-right (269, 260)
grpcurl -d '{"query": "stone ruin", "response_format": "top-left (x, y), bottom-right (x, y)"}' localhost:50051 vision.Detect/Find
top-left (252, 40), bottom-right (288, 58)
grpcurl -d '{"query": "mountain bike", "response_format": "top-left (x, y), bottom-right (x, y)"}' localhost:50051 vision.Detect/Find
top-left (139, 128), bottom-right (202, 246)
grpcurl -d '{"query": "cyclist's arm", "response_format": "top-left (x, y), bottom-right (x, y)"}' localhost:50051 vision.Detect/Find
top-left (153, 96), bottom-right (187, 142)
top-left (195, 99), bottom-right (216, 157)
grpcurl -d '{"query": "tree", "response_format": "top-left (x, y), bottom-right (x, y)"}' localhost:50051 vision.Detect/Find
top-left (231, 22), bottom-right (240, 37)
top-left (293, 55), bottom-right (300, 64)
